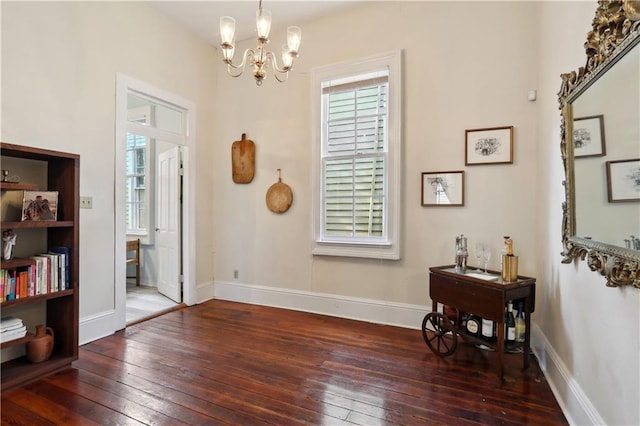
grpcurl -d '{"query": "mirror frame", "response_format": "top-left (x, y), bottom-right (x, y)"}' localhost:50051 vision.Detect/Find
top-left (559, 0), bottom-right (640, 288)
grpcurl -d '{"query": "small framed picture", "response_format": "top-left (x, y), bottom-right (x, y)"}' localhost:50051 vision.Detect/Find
top-left (465, 126), bottom-right (514, 165)
top-left (606, 159), bottom-right (640, 203)
top-left (573, 115), bottom-right (606, 158)
top-left (21, 191), bottom-right (59, 221)
top-left (421, 171), bottom-right (465, 206)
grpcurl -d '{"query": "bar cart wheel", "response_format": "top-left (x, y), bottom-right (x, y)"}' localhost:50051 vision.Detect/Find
top-left (421, 312), bottom-right (458, 356)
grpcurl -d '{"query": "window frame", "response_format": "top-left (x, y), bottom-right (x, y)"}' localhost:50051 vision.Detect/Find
top-left (125, 132), bottom-right (152, 236)
top-left (311, 50), bottom-right (402, 260)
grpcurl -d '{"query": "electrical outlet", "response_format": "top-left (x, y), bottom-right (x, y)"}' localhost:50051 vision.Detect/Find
top-left (80, 196), bottom-right (93, 209)
top-left (233, 269), bottom-right (239, 279)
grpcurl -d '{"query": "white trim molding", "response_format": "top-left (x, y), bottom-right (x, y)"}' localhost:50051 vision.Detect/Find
top-left (115, 73), bottom-right (198, 333)
top-left (531, 323), bottom-right (605, 426)
top-left (214, 280), bottom-right (426, 330)
top-left (79, 310), bottom-right (117, 346)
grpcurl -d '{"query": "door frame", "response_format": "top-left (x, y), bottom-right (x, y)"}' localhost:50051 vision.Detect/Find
top-left (114, 73), bottom-right (197, 330)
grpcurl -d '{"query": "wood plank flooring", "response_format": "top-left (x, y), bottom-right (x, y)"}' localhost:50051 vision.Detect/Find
top-left (1, 299), bottom-right (568, 425)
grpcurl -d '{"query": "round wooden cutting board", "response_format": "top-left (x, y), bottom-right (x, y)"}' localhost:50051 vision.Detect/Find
top-left (266, 173), bottom-right (293, 214)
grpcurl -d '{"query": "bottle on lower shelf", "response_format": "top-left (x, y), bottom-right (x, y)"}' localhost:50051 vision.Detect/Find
top-left (481, 318), bottom-right (496, 342)
top-left (505, 301), bottom-right (516, 343)
top-left (465, 315), bottom-right (481, 337)
top-left (515, 302), bottom-right (526, 343)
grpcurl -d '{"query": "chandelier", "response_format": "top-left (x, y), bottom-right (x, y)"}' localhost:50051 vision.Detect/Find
top-left (219, 0), bottom-right (302, 86)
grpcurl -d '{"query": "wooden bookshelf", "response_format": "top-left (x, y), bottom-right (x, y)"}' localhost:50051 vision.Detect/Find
top-left (1, 142), bottom-right (79, 392)
top-left (0, 182), bottom-right (38, 191)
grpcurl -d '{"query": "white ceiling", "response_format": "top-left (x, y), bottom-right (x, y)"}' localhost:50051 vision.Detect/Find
top-left (149, 1), bottom-right (357, 46)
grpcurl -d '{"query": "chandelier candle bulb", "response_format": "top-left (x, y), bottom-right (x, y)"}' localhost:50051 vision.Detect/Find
top-left (256, 9), bottom-right (272, 40)
top-left (220, 16), bottom-right (236, 47)
top-left (282, 45), bottom-right (293, 69)
top-left (287, 26), bottom-right (302, 54)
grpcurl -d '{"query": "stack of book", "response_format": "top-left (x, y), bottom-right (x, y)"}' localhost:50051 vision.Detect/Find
top-left (0, 246), bottom-right (70, 302)
top-left (1, 316), bottom-right (27, 343)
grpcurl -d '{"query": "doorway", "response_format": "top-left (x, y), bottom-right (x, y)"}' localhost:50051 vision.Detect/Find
top-left (125, 143), bottom-right (183, 323)
top-left (114, 74), bottom-right (197, 330)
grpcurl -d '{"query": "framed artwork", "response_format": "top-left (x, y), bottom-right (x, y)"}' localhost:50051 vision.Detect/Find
top-left (421, 171), bottom-right (464, 206)
top-left (21, 191), bottom-right (58, 221)
top-left (606, 159), bottom-right (640, 202)
top-left (465, 126), bottom-right (514, 165)
top-left (573, 115), bottom-right (606, 158)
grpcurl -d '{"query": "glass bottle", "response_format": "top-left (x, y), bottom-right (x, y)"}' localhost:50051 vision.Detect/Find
top-left (466, 315), bottom-right (480, 337)
top-left (505, 302), bottom-right (516, 343)
top-left (481, 318), bottom-right (495, 342)
top-left (515, 302), bottom-right (526, 343)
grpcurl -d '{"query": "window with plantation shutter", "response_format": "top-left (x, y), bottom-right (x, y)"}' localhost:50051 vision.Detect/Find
top-left (126, 133), bottom-right (148, 233)
top-left (311, 51), bottom-right (402, 259)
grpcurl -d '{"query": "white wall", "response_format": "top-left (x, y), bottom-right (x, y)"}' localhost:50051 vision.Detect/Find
top-left (536, 2), bottom-right (640, 425)
top-left (1, 2), bottom-right (217, 323)
top-left (213, 1), bottom-right (539, 302)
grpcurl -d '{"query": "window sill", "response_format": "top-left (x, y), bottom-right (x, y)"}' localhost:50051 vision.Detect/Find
top-left (312, 241), bottom-right (399, 260)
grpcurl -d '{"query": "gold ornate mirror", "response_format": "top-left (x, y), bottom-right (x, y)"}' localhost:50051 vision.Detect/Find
top-left (559, 1), bottom-right (640, 288)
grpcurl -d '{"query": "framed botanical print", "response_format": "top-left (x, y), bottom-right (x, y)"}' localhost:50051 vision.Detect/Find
top-left (465, 126), bottom-right (514, 165)
top-left (573, 115), bottom-right (606, 158)
top-left (606, 159), bottom-right (640, 202)
top-left (421, 171), bottom-right (464, 206)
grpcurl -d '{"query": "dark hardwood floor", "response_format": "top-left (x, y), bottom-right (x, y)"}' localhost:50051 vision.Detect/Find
top-left (1, 299), bottom-right (567, 425)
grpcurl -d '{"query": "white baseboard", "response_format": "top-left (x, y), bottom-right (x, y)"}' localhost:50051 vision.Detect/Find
top-left (531, 323), bottom-right (604, 426)
top-left (196, 280), bottom-right (215, 304)
top-left (79, 309), bottom-right (118, 346)
top-left (213, 280), bottom-right (427, 330)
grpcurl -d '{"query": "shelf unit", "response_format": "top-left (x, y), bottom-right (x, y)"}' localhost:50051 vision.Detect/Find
top-left (1, 142), bottom-right (79, 392)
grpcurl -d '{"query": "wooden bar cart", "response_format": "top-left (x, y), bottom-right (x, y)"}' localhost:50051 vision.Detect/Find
top-left (422, 265), bottom-right (536, 380)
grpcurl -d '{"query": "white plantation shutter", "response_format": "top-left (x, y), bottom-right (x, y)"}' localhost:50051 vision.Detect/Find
top-left (311, 51), bottom-right (401, 260)
top-left (323, 76), bottom-right (388, 238)
top-left (126, 133), bottom-right (148, 233)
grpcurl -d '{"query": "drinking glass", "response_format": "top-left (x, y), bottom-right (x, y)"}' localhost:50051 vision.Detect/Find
top-left (475, 243), bottom-right (484, 271)
top-left (483, 247), bottom-right (491, 274)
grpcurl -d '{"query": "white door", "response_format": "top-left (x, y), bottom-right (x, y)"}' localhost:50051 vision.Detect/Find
top-left (156, 145), bottom-right (182, 303)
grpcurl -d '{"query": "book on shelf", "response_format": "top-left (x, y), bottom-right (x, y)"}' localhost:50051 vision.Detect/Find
top-left (49, 246), bottom-right (70, 290)
top-left (0, 247), bottom-right (71, 302)
top-left (1, 325), bottom-right (27, 343)
top-left (38, 253), bottom-right (58, 292)
top-left (31, 255), bottom-right (50, 295)
top-left (1, 316), bottom-right (24, 330)
top-left (0, 316), bottom-right (27, 343)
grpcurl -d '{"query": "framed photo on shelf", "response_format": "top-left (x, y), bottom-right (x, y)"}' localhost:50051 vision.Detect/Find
top-left (21, 190), bottom-right (58, 221)
top-left (573, 115), bottom-right (606, 158)
top-left (465, 126), bottom-right (513, 165)
top-left (421, 171), bottom-right (465, 207)
top-left (606, 159), bottom-right (640, 203)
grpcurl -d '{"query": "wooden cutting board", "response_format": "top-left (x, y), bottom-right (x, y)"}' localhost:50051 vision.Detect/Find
top-left (266, 169), bottom-right (293, 214)
top-left (231, 133), bottom-right (255, 184)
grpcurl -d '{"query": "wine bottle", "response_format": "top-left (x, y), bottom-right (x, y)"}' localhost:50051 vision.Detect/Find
top-left (466, 315), bottom-right (480, 337)
top-left (515, 303), bottom-right (526, 343)
top-left (501, 236), bottom-right (510, 270)
top-left (481, 318), bottom-right (495, 341)
top-left (506, 302), bottom-right (516, 343)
